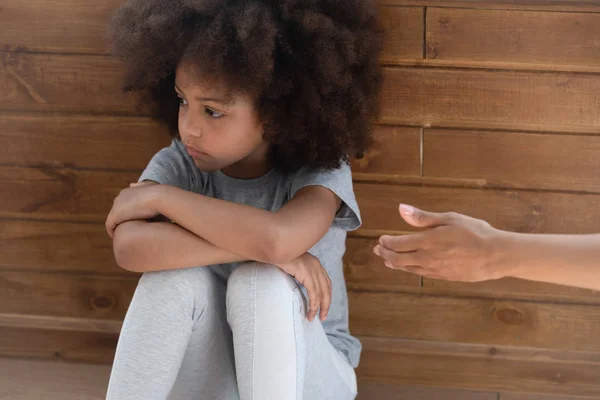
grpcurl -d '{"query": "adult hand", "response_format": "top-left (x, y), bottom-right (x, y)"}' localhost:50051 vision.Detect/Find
top-left (373, 204), bottom-right (505, 282)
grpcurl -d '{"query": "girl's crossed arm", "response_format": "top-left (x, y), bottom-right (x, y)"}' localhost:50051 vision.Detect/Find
top-left (109, 181), bottom-right (247, 271)
top-left (107, 181), bottom-right (341, 321)
top-left (113, 220), bottom-right (247, 272)
top-left (107, 182), bottom-right (342, 266)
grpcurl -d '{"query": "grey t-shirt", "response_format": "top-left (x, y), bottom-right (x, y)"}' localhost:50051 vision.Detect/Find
top-left (139, 139), bottom-right (362, 367)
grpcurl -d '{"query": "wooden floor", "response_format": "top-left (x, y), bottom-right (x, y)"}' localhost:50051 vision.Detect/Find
top-left (0, 357), bottom-right (585, 400)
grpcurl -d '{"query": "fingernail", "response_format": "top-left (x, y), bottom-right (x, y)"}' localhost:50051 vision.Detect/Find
top-left (373, 246), bottom-right (380, 256)
top-left (385, 260), bottom-right (393, 268)
top-left (400, 204), bottom-right (415, 216)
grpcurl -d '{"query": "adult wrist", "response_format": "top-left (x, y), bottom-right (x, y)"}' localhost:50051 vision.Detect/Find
top-left (486, 229), bottom-right (522, 280)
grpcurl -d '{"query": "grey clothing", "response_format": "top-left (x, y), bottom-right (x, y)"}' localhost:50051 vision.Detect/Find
top-left (138, 139), bottom-right (362, 367)
top-left (106, 264), bottom-right (357, 400)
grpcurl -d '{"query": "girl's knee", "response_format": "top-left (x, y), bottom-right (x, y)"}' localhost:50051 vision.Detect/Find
top-left (226, 263), bottom-right (304, 320)
top-left (138, 267), bottom-right (220, 301)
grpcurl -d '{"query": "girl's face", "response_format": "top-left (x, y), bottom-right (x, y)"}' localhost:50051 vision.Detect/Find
top-left (175, 61), bottom-right (269, 177)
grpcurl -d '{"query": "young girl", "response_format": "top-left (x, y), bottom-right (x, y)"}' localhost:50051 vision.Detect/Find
top-left (104, 0), bottom-right (382, 399)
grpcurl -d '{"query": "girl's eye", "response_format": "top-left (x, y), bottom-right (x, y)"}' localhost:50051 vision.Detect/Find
top-left (177, 96), bottom-right (188, 106)
top-left (205, 108), bottom-right (224, 119)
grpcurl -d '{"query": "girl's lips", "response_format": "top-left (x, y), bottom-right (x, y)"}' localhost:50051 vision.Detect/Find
top-left (186, 146), bottom-right (207, 158)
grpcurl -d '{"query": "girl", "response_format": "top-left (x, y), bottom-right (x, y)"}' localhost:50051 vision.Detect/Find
top-left (104, 0), bottom-right (382, 399)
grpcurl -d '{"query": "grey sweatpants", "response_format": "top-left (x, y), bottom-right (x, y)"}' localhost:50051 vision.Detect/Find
top-left (105, 263), bottom-right (357, 400)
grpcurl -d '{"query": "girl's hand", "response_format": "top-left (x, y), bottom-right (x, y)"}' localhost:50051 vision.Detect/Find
top-left (373, 204), bottom-right (504, 282)
top-left (277, 253), bottom-right (332, 322)
top-left (106, 181), bottom-right (162, 238)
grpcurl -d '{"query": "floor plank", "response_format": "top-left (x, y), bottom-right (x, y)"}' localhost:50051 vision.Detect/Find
top-left (0, 358), bottom-right (110, 400)
top-left (358, 382), bottom-right (498, 399)
top-left (3, 358), bottom-right (588, 400)
top-left (500, 393), bottom-right (585, 400)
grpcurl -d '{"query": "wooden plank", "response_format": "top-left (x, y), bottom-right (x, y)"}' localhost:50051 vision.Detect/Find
top-left (1, 0), bottom-right (122, 54)
top-left (0, 327), bottom-right (117, 364)
top-left (0, 52), bottom-right (138, 114)
top-left (380, 67), bottom-right (600, 133)
top-left (358, 382), bottom-right (498, 400)
top-left (424, 129), bottom-right (600, 192)
top-left (426, 9), bottom-right (600, 66)
top-left (0, 166), bottom-right (137, 216)
top-left (0, 313), bottom-right (122, 334)
top-left (379, 6), bottom-right (424, 62)
top-left (0, 271), bottom-right (137, 320)
top-left (349, 291), bottom-right (600, 352)
top-left (501, 393), bottom-right (583, 400)
top-left (0, 358), bottom-right (112, 400)
top-left (7, 168), bottom-right (600, 236)
top-left (380, 0), bottom-right (600, 13)
top-left (344, 237), bottom-right (420, 288)
top-left (354, 183), bottom-right (600, 234)
top-left (0, 113), bottom-right (169, 169)
top-left (351, 125), bottom-right (421, 177)
top-left (0, 219), bottom-right (130, 275)
top-left (423, 278), bottom-right (600, 305)
top-left (381, 58), bottom-right (600, 75)
top-left (358, 336), bottom-right (600, 398)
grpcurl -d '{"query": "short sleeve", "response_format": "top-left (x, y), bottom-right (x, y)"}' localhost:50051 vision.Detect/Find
top-left (138, 140), bottom-right (200, 192)
top-left (289, 162), bottom-right (361, 231)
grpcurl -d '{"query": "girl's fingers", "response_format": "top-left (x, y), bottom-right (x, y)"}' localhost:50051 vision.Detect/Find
top-left (303, 275), bottom-right (319, 322)
top-left (319, 270), bottom-right (332, 321)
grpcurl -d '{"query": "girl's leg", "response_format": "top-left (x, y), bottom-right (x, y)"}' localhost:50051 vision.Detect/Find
top-left (106, 267), bottom-right (238, 400)
top-left (226, 263), bottom-right (357, 400)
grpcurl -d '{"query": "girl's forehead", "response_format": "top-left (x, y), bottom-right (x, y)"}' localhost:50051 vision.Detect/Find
top-left (175, 62), bottom-right (236, 101)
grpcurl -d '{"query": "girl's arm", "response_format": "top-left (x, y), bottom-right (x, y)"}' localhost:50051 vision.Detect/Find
top-left (113, 220), bottom-right (247, 272)
top-left (151, 184), bottom-right (341, 265)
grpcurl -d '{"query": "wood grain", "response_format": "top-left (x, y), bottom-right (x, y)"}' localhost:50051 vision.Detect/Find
top-left (0, 327), bottom-right (117, 364)
top-left (426, 9), bottom-right (600, 66)
top-left (423, 129), bottom-right (600, 192)
top-left (0, 271), bottom-right (136, 320)
top-left (344, 237), bottom-right (420, 288)
top-left (355, 183), bottom-right (600, 234)
top-left (0, 313), bottom-right (122, 334)
top-left (380, 67), bottom-right (600, 133)
top-left (358, 382), bottom-right (498, 400)
top-left (500, 393), bottom-right (584, 400)
top-left (1, 0), bottom-right (122, 54)
top-left (0, 219), bottom-right (128, 275)
top-left (379, 0), bottom-right (600, 13)
top-left (0, 113), bottom-right (169, 169)
top-left (0, 358), bottom-right (112, 400)
top-left (8, 165), bottom-right (596, 236)
top-left (0, 166), bottom-right (138, 216)
top-left (349, 291), bottom-right (600, 352)
top-left (351, 125), bottom-right (421, 177)
top-left (0, 52), bottom-right (138, 114)
top-left (379, 6), bottom-right (425, 62)
top-left (358, 336), bottom-right (600, 397)
top-left (422, 278), bottom-right (600, 305)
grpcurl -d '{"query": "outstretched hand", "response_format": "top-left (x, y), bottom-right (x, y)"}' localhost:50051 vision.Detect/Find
top-left (373, 204), bottom-right (505, 282)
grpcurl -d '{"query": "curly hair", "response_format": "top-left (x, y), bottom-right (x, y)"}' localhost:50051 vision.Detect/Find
top-left (107, 0), bottom-right (383, 172)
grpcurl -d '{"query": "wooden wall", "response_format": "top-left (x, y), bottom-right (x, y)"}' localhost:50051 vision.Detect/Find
top-left (2, 0), bottom-right (600, 398)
